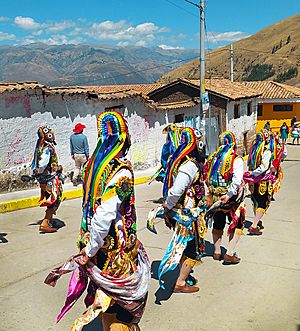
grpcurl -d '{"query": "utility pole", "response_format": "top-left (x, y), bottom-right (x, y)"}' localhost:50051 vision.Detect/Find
top-left (230, 44), bottom-right (234, 82)
top-left (185, 0), bottom-right (208, 151)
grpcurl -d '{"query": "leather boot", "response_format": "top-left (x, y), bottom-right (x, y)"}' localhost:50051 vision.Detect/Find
top-left (39, 209), bottom-right (58, 233)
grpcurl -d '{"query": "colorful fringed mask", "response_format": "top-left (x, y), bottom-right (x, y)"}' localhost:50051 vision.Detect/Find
top-left (82, 111), bottom-right (130, 219)
top-left (207, 131), bottom-right (236, 184)
top-left (249, 130), bottom-right (267, 170)
top-left (269, 130), bottom-right (278, 162)
top-left (162, 124), bottom-right (182, 153)
top-left (31, 125), bottom-right (56, 170)
top-left (163, 127), bottom-right (198, 197)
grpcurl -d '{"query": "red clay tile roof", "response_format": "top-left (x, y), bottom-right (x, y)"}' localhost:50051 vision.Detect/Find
top-left (0, 81), bottom-right (45, 93)
top-left (183, 78), bottom-right (260, 100)
top-left (243, 81), bottom-right (300, 99)
top-left (83, 84), bottom-right (163, 95)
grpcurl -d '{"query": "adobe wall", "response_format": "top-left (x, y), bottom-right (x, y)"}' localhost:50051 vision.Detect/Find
top-left (226, 99), bottom-right (258, 155)
top-left (0, 89), bottom-right (198, 192)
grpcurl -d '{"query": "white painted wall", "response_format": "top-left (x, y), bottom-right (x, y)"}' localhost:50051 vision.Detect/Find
top-left (226, 98), bottom-right (258, 150)
top-left (0, 89), bottom-right (202, 176)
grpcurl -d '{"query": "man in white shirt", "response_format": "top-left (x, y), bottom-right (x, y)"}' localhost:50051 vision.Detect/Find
top-left (206, 131), bottom-right (245, 264)
top-left (68, 111), bottom-right (150, 330)
top-left (247, 130), bottom-right (273, 235)
top-left (161, 128), bottom-right (207, 294)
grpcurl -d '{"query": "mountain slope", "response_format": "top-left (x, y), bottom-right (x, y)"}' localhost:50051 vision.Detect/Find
top-left (159, 14), bottom-right (300, 86)
top-left (0, 44), bottom-right (198, 86)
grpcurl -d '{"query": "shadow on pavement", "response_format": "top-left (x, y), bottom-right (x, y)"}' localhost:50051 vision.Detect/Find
top-left (52, 218), bottom-right (66, 229)
top-left (244, 220), bottom-right (252, 229)
top-left (0, 232), bottom-right (8, 243)
top-left (27, 218), bottom-right (65, 229)
top-left (28, 219), bottom-right (43, 226)
top-left (203, 240), bottom-right (226, 259)
top-left (147, 197), bottom-right (164, 204)
top-left (151, 260), bottom-right (179, 305)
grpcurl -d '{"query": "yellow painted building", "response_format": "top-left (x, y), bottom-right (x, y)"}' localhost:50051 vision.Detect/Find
top-left (244, 81), bottom-right (300, 133)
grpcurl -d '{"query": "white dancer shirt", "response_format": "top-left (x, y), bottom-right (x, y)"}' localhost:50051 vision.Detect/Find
top-left (85, 167), bottom-right (132, 258)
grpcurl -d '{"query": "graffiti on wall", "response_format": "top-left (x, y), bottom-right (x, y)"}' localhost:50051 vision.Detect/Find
top-left (128, 113), bottom-right (150, 143)
top-left (184, 115), bottom-right (195, 128)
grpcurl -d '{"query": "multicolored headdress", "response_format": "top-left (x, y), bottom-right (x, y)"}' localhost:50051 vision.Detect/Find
top-left (31, 125), bottom-right (55, 170)
top-left (82, 111), bottom-right (129, 219)
top-left (160, 124), bottom-right (182, 169)
top-left (163, 127), bottom-right (199, 197)
top-left (269, 130), bottom-right (278, 162)
top-left (207, 131), bottom-right (236, 183)
top-left (162, 124), bottom-right (181, 152)
top-left (248, 130), bottom-right (268, 170)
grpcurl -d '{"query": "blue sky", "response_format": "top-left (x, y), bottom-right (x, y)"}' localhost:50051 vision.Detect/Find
top-left (0, 0), bottom-right (299, 49)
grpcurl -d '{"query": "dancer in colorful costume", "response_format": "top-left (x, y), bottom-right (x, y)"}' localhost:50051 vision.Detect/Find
top-left (148, 127), bottom-right (207, 293)
top-left (244, 129), bottom-right (274, 235)
top-left (31, 125), bottom-right (63, 233)
top-left (148, 124), bottom-right (181, 184)
top-left (45, 111), bottom-right (150, 331)
top-left (206, 131), bottom-right (245, 264)
top-left (269, 131), bottom-right (286, 198)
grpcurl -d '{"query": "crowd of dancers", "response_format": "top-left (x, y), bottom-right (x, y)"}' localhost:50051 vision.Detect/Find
top-left (30, 110), bottom-right (286, 330)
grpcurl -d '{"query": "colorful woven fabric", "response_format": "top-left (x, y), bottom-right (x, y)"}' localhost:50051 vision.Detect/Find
top-left (163, 127), bottom-right (197, 197)
top-left (82, 111), bottom-right (128, 220)
top-left (31, 125), bottom-right (56, 170)
top-left (206, 131), bottom-right (236, 187)
top-left (248, 130), bottom-right (269, 170)
top-left (147, 206), bottom-right (206, 289)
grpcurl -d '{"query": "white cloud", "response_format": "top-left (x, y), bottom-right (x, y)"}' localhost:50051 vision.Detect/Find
top-left (206, 31), bottom-right (251, 43)
top-left (32, 29), bottom-right (44, 36)
top-left (9, 17), bottom-right (173, 47)
top-left (14, 16), bottom-right (40, 30)
top-left (0, 31), bottom-right (16, 40)
top-left (117, 41), bottom-right (130, 47)
top-left (0, 17), bottom-right (10, 22)
top-left (159, 44), bottom-right (184, 50)
top-left (21, 34), bottom-right (86, 45)
top-left (170, 33), bottom-right (186, 42)
top-left (85, 20), bottom-right (169, 46)
top-left (47, 20), bottom-right (76, 33)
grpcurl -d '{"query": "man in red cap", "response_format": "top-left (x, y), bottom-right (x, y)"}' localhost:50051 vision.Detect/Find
top-left (70, 123), bottom-right (89, 186)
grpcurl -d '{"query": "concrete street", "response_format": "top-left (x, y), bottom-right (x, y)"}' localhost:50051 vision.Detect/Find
top-left (0, 145), bottom-right (300, 331)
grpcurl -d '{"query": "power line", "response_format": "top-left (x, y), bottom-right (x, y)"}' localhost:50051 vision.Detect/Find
top-left (163, 0), bottom-right (199, 17)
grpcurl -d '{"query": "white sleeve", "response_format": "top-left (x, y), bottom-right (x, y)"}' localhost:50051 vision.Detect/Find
top-left (252, 150), bottom-right (271, 177)
top-left (165, 161), bottom-right (198, 210)
top-left (282, 145), bottom-right (288, 160)
top-left (36, 147), bottom-right (50, 174)
top-left (85, 168), bottom-right (132, 258)
top-left (227, 157), bottom-right (243, 197)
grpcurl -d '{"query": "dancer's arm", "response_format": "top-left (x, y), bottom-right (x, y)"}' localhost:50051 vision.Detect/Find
top-left (227, 157), bottom-right (244, 198)
top-left (165, 161), bottom-right (197, 210)
top-left (85, 168), bottom-right (132, 258)
top-left (251, 150), bottom-right (272, 177)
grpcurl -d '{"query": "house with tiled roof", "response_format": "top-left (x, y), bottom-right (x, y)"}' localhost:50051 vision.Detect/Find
top-left (243, 81), bottom-right (300, 132)
top-left (0, 78), bottom-right (260, 186)
top-left (143, 78), bottom-right (260, 153)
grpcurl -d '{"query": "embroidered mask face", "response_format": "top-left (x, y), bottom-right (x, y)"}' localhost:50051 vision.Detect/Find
top-left (38, 126), bottom-right (56, 144)
top-left (261, 129), bottom-right (270, 143)
top-left (194, 129), bottom-right (205, 153)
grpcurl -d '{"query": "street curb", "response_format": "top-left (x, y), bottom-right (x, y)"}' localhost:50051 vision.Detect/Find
top-left (0, 175), bottom-right (150, 213)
